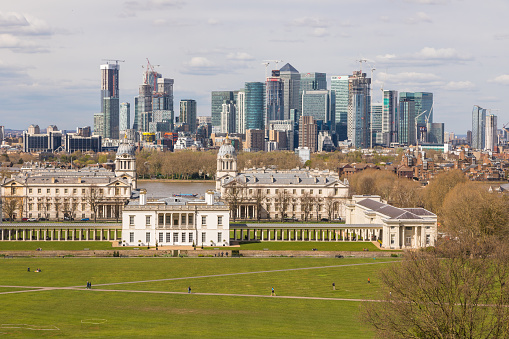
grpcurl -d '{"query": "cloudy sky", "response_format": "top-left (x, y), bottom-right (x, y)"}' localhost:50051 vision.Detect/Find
top-left (0, 0), bottom-right (508, 134)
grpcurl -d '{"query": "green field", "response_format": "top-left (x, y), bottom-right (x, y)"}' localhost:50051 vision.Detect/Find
top-left (229, 241), bottom-right (382, 252)
top-left (0, 241), bottom-right (117, 251)
top-left (0, 257), bottom-right (396, 337)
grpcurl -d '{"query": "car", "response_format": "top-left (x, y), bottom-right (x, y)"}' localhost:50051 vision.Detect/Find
top-left (64, 216), bottom-right (74, 221)
top-left (22, 218), bottom-right (28, 222)
top-left (335, 254), bottom-right (344, 258)
top-left (38, 217), bottom-right (47, 221)
top-left (81, 218), bottom-right (90, 221)
top-left (321, 218), bottom-right (329, 222)
top-left (27, 218), bottom-right (37, 222)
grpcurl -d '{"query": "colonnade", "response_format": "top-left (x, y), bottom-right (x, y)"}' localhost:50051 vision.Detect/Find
top-left (231, 226), bottom-right (382, 242)
top-left (0, 227), bottom-right (121, 241)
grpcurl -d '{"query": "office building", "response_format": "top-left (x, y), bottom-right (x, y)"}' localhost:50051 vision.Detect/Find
top-left (398, 95), bottom-right (415, 146)
top-left (371, 103), bottom-right (383, 146)
top-left (428, 123), bottom-right (444, 144)
top-left (382, 90), bottom-right (398, 146)
top-left (472, 105), bottom-right (486, 150)
top-left (134, 84), bottom-right (152, 132)
top-left (279, 63), bottom-right (300, 120)
top-left (119, 102), bottom-right (130, 132)
top-left (299, 115), bottom-right (318, 152)
top-left (65, 132), bottom-right (102, 153)
top-left (301, 90), bottom-right (335, 129)
top-left (236, 90), bottom-right (246, 134)
top-left (211, 91), bottom-right (236, 128)
top-left (100, 63), bottom-right (120, 139)
top-left (331, 75), bottom-right (349, 125)
top-left (0, 125), bottom-right (4, 142)
top-left (244, 82), bottom-right (265, 131)
top-left (347, 71), bottom-right (371, 148)
top-left (485, 114), bottom-right (497, 151)
top-left (23, 125), bottom-right (63, 153)
top-left (245, 129), bottom-right (265, 152)
top-left (221, 100), bottom-right (236, 134)
top-left (180, 100), bottom-right (197, 133)
top-left (398, 92), bottom-right (433, 146)
top-left (267, 120), bottom-right (294, 151)
top-left (265, 76), bottom-right (284, 125)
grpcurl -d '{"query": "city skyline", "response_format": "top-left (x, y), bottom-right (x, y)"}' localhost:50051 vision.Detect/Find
top-left (0, 1), bottom-right (508, 134)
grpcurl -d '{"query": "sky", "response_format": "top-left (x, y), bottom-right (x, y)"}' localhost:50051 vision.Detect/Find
top-left (0, 0), bottom-right (508, 134)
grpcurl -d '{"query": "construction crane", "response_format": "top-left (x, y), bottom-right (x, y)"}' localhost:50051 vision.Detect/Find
top-left (102, 59), bottom-right (125, 66)
top-left (142, 58), bottom-right (160, 90)
top-left (262, 59), bottom-right (283, 78)
top-left (357, 58), bottom-right (367, 72)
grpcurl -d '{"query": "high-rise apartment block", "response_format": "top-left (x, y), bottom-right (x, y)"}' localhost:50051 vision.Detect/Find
top-left (347, 71), bottom-right (371, 148)
top-left (97, 63), bottom-right (120, 139)
top-left (211, 91), bottom-right (236, 129)
top-left (299, 115), bottom-right (318, 152)
top-left (244, 82), bottom-right (265, 131)
top-left (245, 129), bottom-right (265, 152)
top-left (180, 100), bottom-right (197, 133)
top-left (120, 102), bottom-right (130, 132)
top-left (265, 76), bottom-right (284, 125)
top-left (382, 90), bottom-right (398, 146)
top-left (370, 103), bottom-right (383, 145)
top-left (472, 105), bottom-right (486, 150)
top-left (221, 100), bottom-right (236, 134)
top-left (485, 114), bottom-right (497, 151)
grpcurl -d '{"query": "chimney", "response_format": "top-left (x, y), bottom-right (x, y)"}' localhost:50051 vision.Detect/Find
top-left (205, 190), bottom-right (215, 205)
top-left (139, 189), bottom-right (147, 205)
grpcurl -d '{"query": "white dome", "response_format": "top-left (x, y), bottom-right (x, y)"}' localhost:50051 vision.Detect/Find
top-left (116, 143), bottom-right (136, 156)
top-left (218, 143), bottom-right (236, 157)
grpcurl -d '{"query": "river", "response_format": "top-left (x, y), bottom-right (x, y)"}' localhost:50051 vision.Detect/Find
top-left (138, 181), bottom-right (216, 198)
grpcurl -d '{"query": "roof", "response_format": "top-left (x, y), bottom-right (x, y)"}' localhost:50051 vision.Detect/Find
top-left (356, 198), bottom-right (435, 220)
top-left (279, 63), bottom-right (299, 73)
top-left (223, 170), bottom-right (346, 187)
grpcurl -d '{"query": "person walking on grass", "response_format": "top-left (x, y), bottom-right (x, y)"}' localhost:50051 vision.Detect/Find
top-left (332, 282), bottom-right (335, 290)
top-left (188, 286), bottom-right (191, 294)
top-left (271, 287), bottom-right (275, 296)
top-left (368, 278), bottom-right (370, 284)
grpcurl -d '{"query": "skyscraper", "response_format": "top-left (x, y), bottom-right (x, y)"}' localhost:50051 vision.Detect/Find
top-left (236, 90), bottom-right (246, 134)
top-left (221, 100), bottom-right (236, 134)
top-left (211, 91), bottom-right (235, 129)
top-left (299, 72), bottom-right (326, 115)
top-left (485, 114), bottom-right (497, 151)
top-left (382, 90), bottom-right (398, 146)
top-left (398, 92), bottom-right (433, 146)
top-left (371, 103), bottom-right (383, 146)
top-left (244, 82), bottom-right (265, 131)
top-left (428, 123), bottom-right (444, 144)
top-left (99, 62), bottom-right (120, 139)
top-left (265, 76), bottom-right (284, 126)
top-left (398, 95), bottom-right (415, 146)
top-left (331, 75), bottom-right (349, 125)
top-left (180, 99), bottom-right (197, 133)
top-left (472, 105), bottom-right (486, 150)
top-left (134, 84), bottom-right (152, 132)
top-left (299, 115), bottom-right (318, 152)
top-left (279, 63), bottom-right (300, 121)
top-left (301, 90), bottom-right (335, 129)
top-left (347, 71), bottom-right (371, 148)
top-left (120, 102), bottom-right (130, 132)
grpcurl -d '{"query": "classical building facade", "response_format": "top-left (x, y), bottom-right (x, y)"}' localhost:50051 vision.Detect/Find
top-left (216, 140), bottom-right (349, 221)
top-left (0, 143), bottom-right (137, 221)
top-left (122, 190), bottom-right (229, 247)
top-left (345, 195), bottom-right (437, 249)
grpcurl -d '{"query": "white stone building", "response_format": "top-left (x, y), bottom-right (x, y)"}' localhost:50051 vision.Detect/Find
top-left (216, 139), bottom-right (349, 221)
top-left (122, 190), bottom-right (230, 247)
top-left (345, 195), bottom-right (437, 249)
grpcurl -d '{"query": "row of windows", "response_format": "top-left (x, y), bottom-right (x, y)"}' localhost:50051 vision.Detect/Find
top-left (27, 187), bottom-right (126, 195)
top-left (129, 215), bottom-right (224, 226)
top-left (129, 232), bottom-right (223, 244)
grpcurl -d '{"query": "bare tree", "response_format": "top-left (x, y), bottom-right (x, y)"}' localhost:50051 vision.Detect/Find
top-left (276, 189), bottom-right (290, 222)
top-left (300, 192), bottom-right (313, 221)
top-left (253, 189), bottom-right (264, 221)
top-left (85, 186), bottom-right (103, 223)
top-left (1, 197), bottom-right (19, 221)
top-left (313, 197), bottom-right (321, 221)
top-left (53, 198), bottom-right (62, 221)
top-left (324, 194), bottom-right (335, 221)
top-left (224, 182), bottom-right (245, 222)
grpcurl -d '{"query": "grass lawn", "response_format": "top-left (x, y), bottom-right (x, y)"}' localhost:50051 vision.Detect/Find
top-left (0, 257), bottom-right (395, 337)
top-left (227, 241), bottom-right (382, 252)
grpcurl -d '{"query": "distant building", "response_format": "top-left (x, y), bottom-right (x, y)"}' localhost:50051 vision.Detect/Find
top-left (428, 123), bottom-right (444, 144)
top-left (211, 91), bottom-right (236, 129)
top-left (221, 100), bottom-right (236, 134)
top-left (245, 129), bottom-right (264, 152)
top-left (301, 90), bottom-right (335, 130)
top-left (485, 114), bottom-right (497, 151)
top-left (370, 103), bottom-right (383, 146)
top-left (472, 105), bottom-right (486, 150)
top-left (119, 102), bottom-right (130, 132)
top-left (23, 125), bottom-right (63, 153)
top-left (180, 100), bottom-right (197, 133)
top-left (267, 120), bottom-right (294, 151)
top-left (100, 63), bottom-right (120, 139)
top-left (299, 115), bottom-right (318, 152)
top-left (65, 132), bottom-right (102, 153)
top-left (279, 63), bottom-right (300, 120)
top-left (244, 82), bottom-right (265, 130)
top-left (265, 76), bottom-right (284, 125)
top-left (382, 90), bottom-right (398, 146)
top-left (348, 71), bottom-right (371, 148)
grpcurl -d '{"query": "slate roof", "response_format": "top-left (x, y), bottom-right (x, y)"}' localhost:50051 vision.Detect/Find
top-left (223, 171), bottom-right (344, 187)
top-left (357, 198), bottom-right (435, 220)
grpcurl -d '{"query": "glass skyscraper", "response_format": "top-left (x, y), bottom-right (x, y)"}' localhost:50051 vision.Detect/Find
top-left (331, 75), bottom-right (349, 124)
top-left (279, 63), bottom-right (300, 121)
top-left (347, 71), bottom-right (371, 148)
top-left (301, 90), bottom-right (335, 130)
top-left (211, 91), bottom-right (236, 128)
top-left (398, 92), bottom-right (433, 146)
top-left (119, 102), bottom-right (130, 132)
top-left (371, 103), bottom-right (383, 145)
top-left (244, 82), bottom-right (265, 131)
top-left (382, 90), bottom-right (398, 146)
top-left (99, 63), bottom-right (120, 139)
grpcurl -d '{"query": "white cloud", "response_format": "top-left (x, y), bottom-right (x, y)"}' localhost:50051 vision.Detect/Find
top-left (207, 18), bottom-right (219, 25)
top-left (0, 34), bottom-right (49, 53)
top-left (405, 12), bottom-right (432, 24)
top-left (376, 47), bottom-right (471, 67)
top-left (124, 0), bottom-right (185, 11)
top-left (181, 57), bottom-right (224, 76)
top-left (0, 12), bottom-right (28, 28)
top-left (443, 81), bottom-right (475, 91)
top-left (0, 12), bottom-right (53, 36)
top-left (489, 75), bottom-right (509, 85)
top-left (291, 17), bottom-right (327, 28)
top-left (227, 52), bottom-right (254, 61)
top-left (312, 27), bottom-right (329, 37)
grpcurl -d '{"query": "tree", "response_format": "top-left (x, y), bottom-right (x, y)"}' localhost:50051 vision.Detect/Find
top-left (300, 192), bottom-right (313, 221)
top-left (85, 186), bottom-right (103, 222)
top-left (424, 169), bottom-right (467, 214)
top-left (53, 198), bottom-right (62, 221)
top-left (324, 194), bottom-right (335, 221)
top-left (224, 182), bottom-right (245, 222)
top-left (363, 238), bottom-right (509, 339)
top-left (276, 189), bottom-right (290, 222)
top-left (2, 197), bottom-right (19, 220)
top-left (253, 189), bottom-right (264, 221)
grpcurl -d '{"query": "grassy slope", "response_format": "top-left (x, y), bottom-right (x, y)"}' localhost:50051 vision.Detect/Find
top-left (0, 258), bottom-right (394, 337)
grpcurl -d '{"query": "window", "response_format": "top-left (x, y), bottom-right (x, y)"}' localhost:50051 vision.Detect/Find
top-left (390, 234), bottom-right (395, 244)
top-left (159, 233), bottom-right (163, 243)
top-left (319, 189), bottom-right (322, 194)
top-left (249, 189), bottom-right (252, 194)
top-left (266, 189), bottom-right (270, 194)
top-left (173, 233), bottom-right (178, 243)
top-left (173, 217), bottom-right (179, 226)
top-left (426, 234), bottom-right (431, 245)
top-left (218, 232), bottom-right (222, 243)
top-left (202, 232), bottom-right (206, 243)
top-left (64, 189), bottom-right (68, 194)
top-left (217, 216), bottom-right (223, 225)
top-left (73, 189), bottom-right (77, 194)
top-left (146, 215), bottom-right (151, 225)
top-left (166, 232), bottom-right (171, 243)
top-left (130, 232), bottom-right (134, 242)
top-left (181, 233), bottom-right (186, 243)
top-left (188, 215), bottom-right (193, 225)
top-left (158, 214), bottom-right (164, 225)
top-left (146, 232), bottom-right (150, 243)
top-left (56, 189), bottom-right (59, 194)
top-left (202, 216), bottom-right (207, 225)
top-left (29, 188), bottom-right (33, 194)
top-left (301, 189), bottom-right (304, 194)
top-left (47, 189), bottom-right (50, 194)
top-left (181, 215), bottom-right (186, 225)
top-left (275, 189), bottom-right (279, 194)
top-left (82, 189), bottom-right (85, 194)
top-left (310, 189), bottom-right (313, 194)
top-left (81, 203), bottom-right (86, 211)
top-left (166, 214), bottom-right (171, 225)
top-left (405, 236), bottom-right (411, 245)
top-left (293, 189), bottom-right (296, 194)
top-left (189, 232), bottom-right (193, 243)
top-left (37, 188), bottom-right (41, 194)
top-left (129, 215), bottom-right (135, 225)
